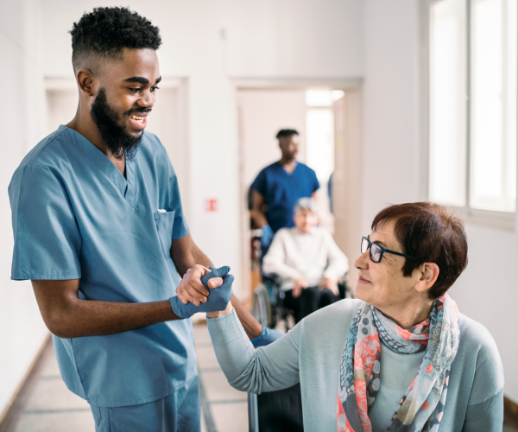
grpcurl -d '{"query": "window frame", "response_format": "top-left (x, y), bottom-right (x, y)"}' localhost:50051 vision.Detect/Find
top-left (421, 0), bottom-right (517, 232)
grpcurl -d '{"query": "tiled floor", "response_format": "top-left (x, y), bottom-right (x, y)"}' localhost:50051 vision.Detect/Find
top-left (8, 325), bottom-right (247, 432)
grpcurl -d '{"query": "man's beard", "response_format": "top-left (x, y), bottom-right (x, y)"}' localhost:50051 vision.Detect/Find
top-left (90, 88), bottom-right (143, 160)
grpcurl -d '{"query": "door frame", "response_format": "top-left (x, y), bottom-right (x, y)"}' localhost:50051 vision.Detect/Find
top-left (232, 77), bottom-right (363, 301)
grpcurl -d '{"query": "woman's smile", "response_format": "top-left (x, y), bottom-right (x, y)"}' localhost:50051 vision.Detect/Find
top-left (357, 274), bottom-right (371, 284)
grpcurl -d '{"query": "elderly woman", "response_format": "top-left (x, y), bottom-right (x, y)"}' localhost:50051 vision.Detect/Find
top-left (263, 197), bottom-right (349, 322)
top-left (207, 203), bottom-right (503, 431)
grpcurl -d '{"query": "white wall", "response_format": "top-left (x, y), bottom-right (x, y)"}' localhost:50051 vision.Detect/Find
top-left (361, 0), bottom-right (421, 232)
top-left (238, 90), bottom-right (307, 189)
top-left (0, 0), bottom-right (49, 418)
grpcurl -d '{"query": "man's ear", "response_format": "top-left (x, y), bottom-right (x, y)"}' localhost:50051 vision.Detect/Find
top-left (76, 68), bottom-right (97, 97)
top-left (414, 262), bottom-right (440, 294)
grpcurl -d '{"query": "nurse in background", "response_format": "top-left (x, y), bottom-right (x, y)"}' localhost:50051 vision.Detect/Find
top-left (250, 129), bottom-right (320, 253)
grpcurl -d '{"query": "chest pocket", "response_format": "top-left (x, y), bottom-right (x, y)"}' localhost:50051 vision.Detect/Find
top-left (154, 211), bottom-right (175, 258)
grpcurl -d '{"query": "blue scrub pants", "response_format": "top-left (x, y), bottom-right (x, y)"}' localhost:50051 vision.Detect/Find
top-left (90, 376), bottom-right (201, 432)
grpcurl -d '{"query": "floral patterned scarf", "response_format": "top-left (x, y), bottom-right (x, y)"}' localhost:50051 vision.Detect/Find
top-left (337, 295), bottom-right (460, 432)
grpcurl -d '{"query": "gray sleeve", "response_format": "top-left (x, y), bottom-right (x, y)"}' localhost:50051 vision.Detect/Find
top-left (207, 309), bottom-right (300, 394)
top-left (462, 390), bottom-right (503, 432)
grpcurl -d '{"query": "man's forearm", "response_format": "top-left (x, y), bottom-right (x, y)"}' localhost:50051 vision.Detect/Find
top-left (191, 244), bottom-right (213, 269)
top-left (252, 209), bottom-right (268, 228)
top-left (171, 234), bottom-right (214, 276)
top-left (47, 298), bottom-right (179, 338)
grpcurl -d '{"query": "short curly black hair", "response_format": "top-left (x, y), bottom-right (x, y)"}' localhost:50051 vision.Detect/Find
top-left (276, 129), bottom-right (299, 139)
top-left (70, 7), bottom-right (161, 71)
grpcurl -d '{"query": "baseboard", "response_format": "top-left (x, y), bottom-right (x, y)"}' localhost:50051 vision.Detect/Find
top-left (505, 395), bottom-right (518, 429)
top-left (0, 333), bottom-right (52, 432)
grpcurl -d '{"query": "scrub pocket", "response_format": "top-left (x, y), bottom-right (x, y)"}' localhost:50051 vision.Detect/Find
top-left (154, 211), bottom-right (175, 258)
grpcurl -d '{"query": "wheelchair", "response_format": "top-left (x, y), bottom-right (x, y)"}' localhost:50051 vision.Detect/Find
top-left (248, 383), bottom-right (303, 432)
top-left (251, 272), bottom-right (354, 332)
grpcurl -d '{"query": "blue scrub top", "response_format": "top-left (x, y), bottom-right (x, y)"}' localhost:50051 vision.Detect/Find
top-left (9, 125), bottom-right (197, 408)
top-left (251, 161), bottom-right (319, 232)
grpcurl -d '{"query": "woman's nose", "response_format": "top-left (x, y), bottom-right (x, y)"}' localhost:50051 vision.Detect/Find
top-left (354, 251), bottom-right (369, 270)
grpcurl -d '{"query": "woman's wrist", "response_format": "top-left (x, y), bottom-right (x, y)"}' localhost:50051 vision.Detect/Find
top-left (206, 303), bottom-right (233, 319)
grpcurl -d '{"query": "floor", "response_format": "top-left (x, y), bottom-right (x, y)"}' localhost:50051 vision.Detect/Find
top-left (7, 324), bottom-right (248, 432)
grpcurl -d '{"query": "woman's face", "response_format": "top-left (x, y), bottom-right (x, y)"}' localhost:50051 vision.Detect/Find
top-left (294, 208), bottom-right (319, 233)
top-left (354, 220), bottom-right (419, 310)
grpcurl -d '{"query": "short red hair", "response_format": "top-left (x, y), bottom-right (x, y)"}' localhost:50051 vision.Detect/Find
top-left (371, 202), bottom-right (468, 299)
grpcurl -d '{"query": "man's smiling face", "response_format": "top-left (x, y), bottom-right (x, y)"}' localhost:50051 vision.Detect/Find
top-left (90, 48), bottom-right (161, 159)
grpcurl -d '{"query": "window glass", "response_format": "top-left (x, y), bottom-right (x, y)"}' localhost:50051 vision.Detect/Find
top-left (429, 0), bottom-right (467, 206)
top-left (306, 108), bottom-right (334, 181)
top-left (470, 0), bottom-right (516, 212)
top-left (306, 90), bottom-right (333, 107)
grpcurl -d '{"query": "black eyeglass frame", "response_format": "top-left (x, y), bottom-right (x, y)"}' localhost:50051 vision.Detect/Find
top-left (361, 236), bottom-right (422, 264)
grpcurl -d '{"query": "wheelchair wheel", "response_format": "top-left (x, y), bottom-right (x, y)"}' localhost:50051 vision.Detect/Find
top-left (251, 283), bottom-right (272, 328)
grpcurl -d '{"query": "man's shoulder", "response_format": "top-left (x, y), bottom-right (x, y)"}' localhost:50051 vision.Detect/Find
top-left (258, 161), bottom-right (280, 175)
top-left (18, 126), bottom-right (71, 171)
top-left (296, 161), bottom-right (316, 175)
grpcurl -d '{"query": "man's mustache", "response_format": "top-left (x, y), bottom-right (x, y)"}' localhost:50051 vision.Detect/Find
top-left (124, 108), bottom-right (152, 116)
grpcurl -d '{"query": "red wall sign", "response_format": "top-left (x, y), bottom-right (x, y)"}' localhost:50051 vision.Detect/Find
top-left (205, 199), bottom-right (218, 212)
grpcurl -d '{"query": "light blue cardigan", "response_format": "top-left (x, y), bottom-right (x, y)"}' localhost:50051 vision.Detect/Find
top-left (207, 299), bottom-right (504, 431)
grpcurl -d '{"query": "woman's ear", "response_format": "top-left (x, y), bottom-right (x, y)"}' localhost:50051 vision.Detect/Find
top-left (414, 262), bottom-right (440, 294)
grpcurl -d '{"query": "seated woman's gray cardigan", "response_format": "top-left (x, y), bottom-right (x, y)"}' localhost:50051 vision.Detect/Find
top-left (207, 299), bottom-right (504, 432)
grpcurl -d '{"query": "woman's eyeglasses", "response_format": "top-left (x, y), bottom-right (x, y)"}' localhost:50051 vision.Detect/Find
top-left (361, 236), bottom-right (421, 264)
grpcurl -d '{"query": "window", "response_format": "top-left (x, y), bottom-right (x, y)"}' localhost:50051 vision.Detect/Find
top-left (428, 0), bottom-right (517, 214)
top-left (305, 90), bottom-right (344, 182)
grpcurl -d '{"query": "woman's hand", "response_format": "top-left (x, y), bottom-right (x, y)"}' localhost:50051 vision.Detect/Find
top-left (292, 278), bottom-right (308, 298)
top-left (319, 278), bottom-right (339, 296)
top-left (207, 303), bottom-right (233, 319)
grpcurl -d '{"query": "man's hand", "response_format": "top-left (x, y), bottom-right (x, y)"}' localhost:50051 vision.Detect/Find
top-left (170, 266), bottom-right (234, 319)
top-left (292, 278), bottom-right (308, 298)
top-left (319, 277), bottom-right (339, 296)
top-left (176, 265), bottom-right (223, 306)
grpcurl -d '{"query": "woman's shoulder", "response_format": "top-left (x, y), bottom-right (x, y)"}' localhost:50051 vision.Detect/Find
top-left (456, 314), bottom-right (504, 401)
top-left (302, 298), bottom-right (363, 328)
top-left (274, 228), bottom-right (293, 240)
top-left (458, 314), bottom-right (501, 361)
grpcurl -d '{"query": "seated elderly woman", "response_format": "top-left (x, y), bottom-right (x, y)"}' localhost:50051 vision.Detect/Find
top-left (207, 202), bottom-right (503, 432)
top-left (263, 197), bottom-right (349, 323)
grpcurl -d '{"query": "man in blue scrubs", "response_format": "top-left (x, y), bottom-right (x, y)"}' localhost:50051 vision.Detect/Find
top-left (9, 8), bottom-right (229, 431)
top-left (251, 129), bottom-right (320, 251)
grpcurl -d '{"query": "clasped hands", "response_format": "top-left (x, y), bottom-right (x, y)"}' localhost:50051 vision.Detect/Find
top-left (169, 265), bottom-right (234, 319)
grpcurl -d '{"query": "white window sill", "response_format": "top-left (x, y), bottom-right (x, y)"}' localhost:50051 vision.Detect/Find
top-left (452, 207), bottom-right (515, 232)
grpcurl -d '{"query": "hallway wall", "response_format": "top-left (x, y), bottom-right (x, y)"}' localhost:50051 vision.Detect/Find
top-left (0, 0), bottom-right (49, 419)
